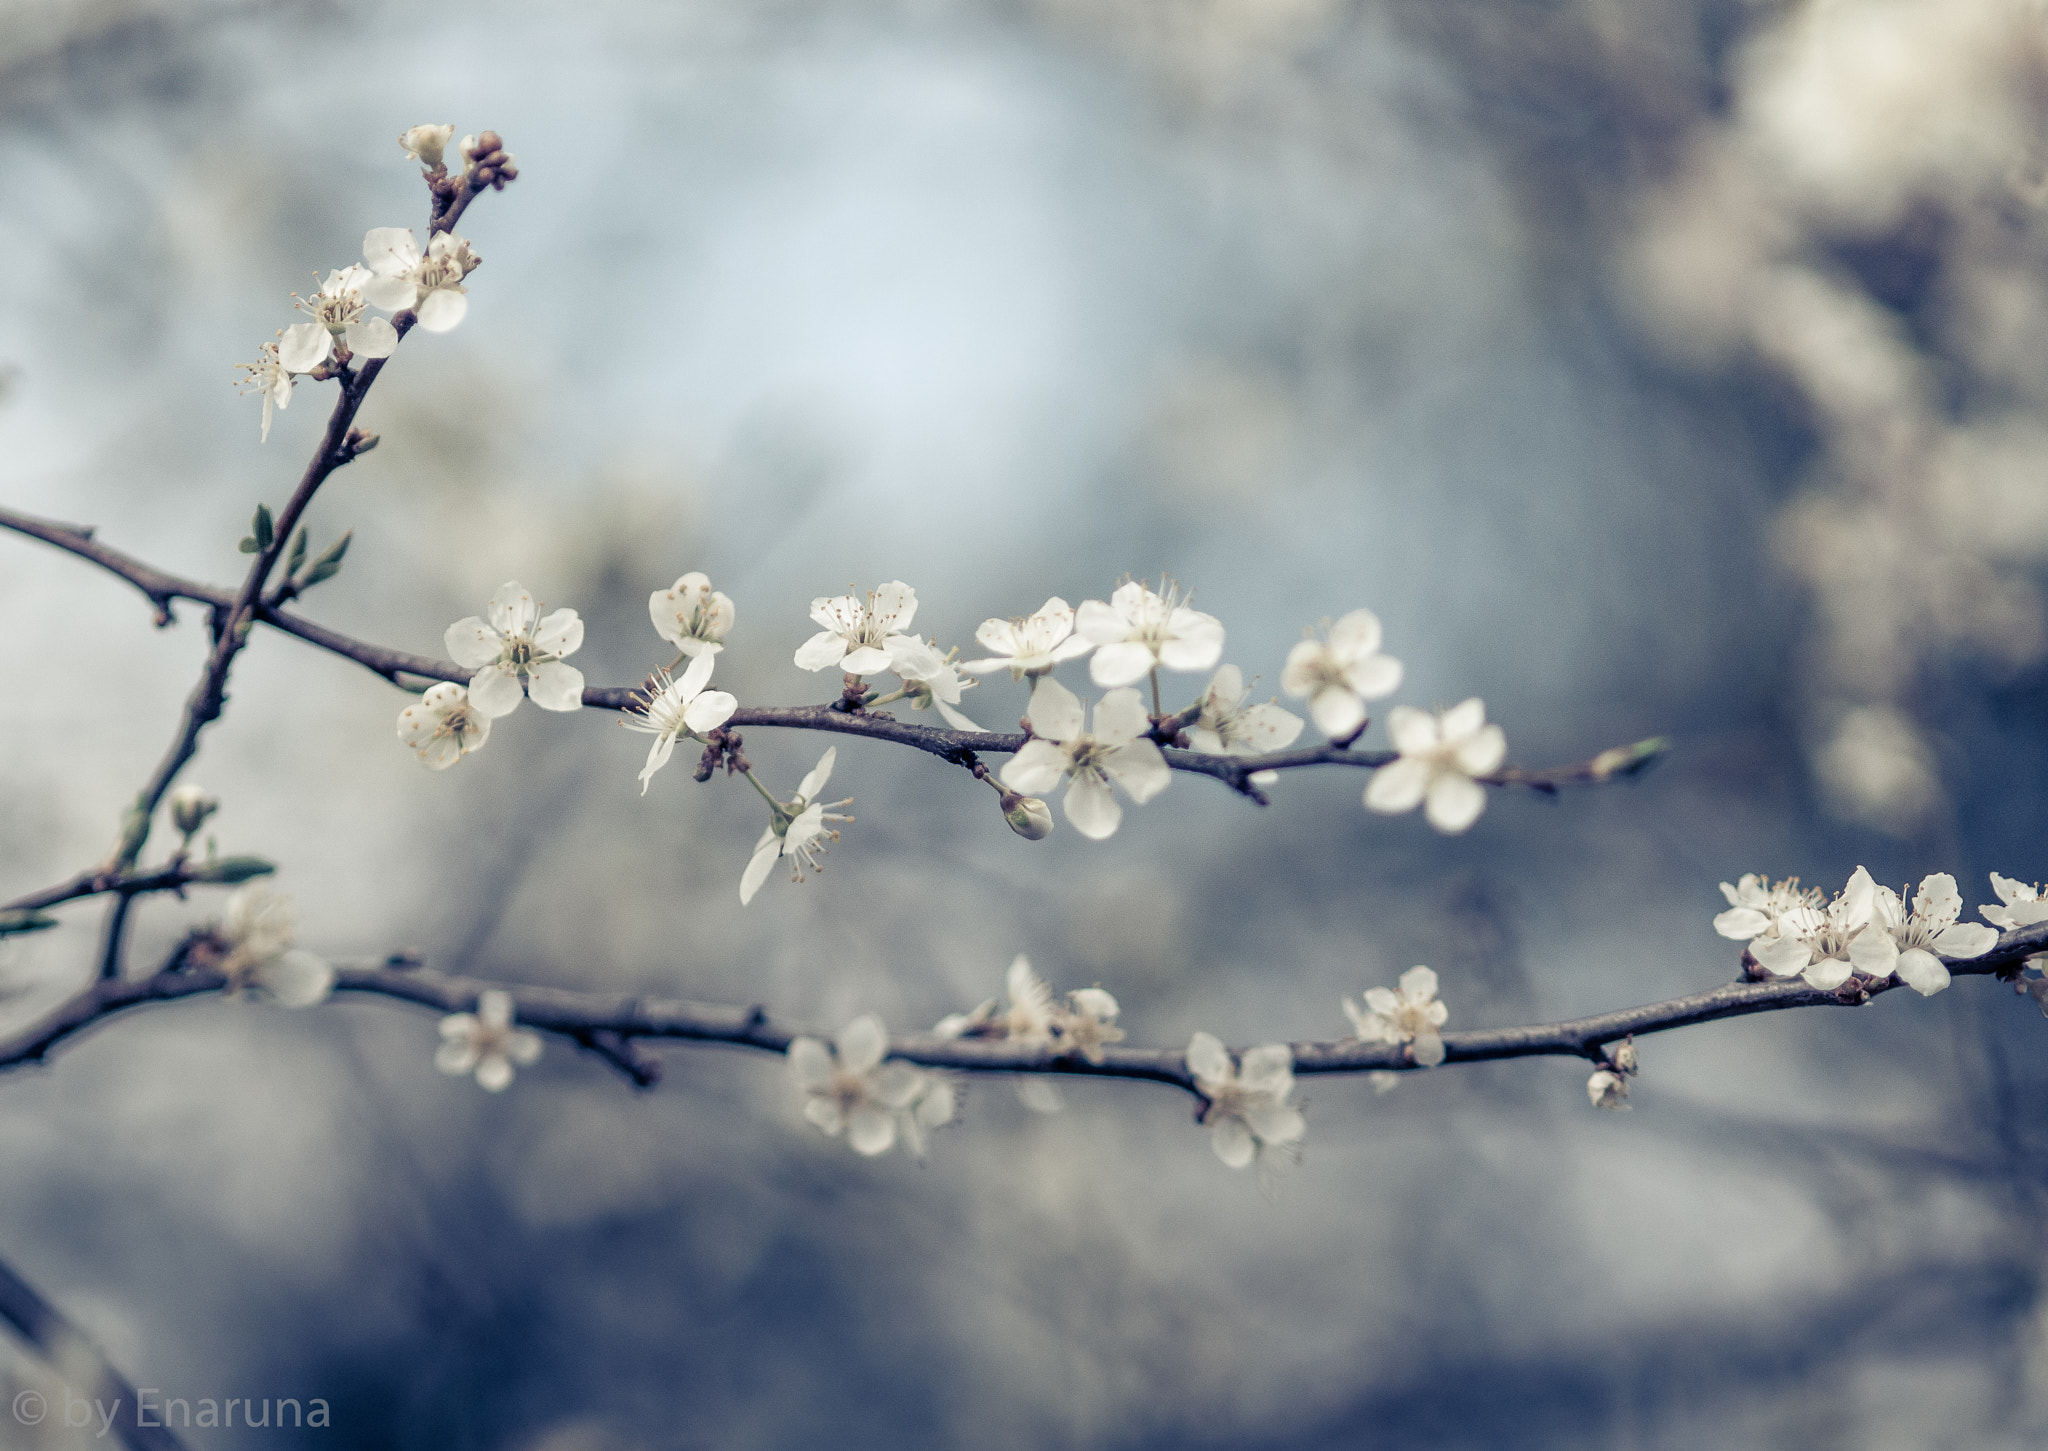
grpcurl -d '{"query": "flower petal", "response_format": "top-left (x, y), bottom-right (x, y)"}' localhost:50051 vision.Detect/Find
top-left (527, 660), bottom-right (585, 712)
top-left (1001, 740), bottom-right (1070, 795)
top-left (1103, 740), bottom-right (1171, 804)
top-left (1210, 1115), bottom-right (1256, 1169)
top-left (467, 664), bottom-right (525, 718)
top-left (1025, 678), bottom-right (1086, 742)
top-left (1089, 641), bottom-right (1156, 687)
top-left (837, 1014), bottom-right (888, 1075)
top-left (415, 288), bottom-right (468, 332)
top-left (1185, 1031), bottom-right (1232, 1088)
top-left (793, 631), bottom-right (848, 672)
top-left (278, 323), bottom-right (331, 374)
top-left (1364, 758), bottom-right (1429, 815)
top-left (1423, 773), bottom-right (1486, 834)
top-left (1064, 771), bottom-right (1124, 840)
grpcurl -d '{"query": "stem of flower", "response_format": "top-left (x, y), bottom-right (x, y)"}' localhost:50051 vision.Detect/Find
top-left (741, 767), bottom-right (792, 822)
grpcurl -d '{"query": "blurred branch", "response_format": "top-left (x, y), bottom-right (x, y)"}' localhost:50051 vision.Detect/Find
top-left (0, 501), bottom-right (1658, 799)
top-left (0, 1252), bottom-right (191, 1451)
top-left (4, 856), bottom-right (274, 916)
top-left (4, 921), bottom-right (2043, 1093)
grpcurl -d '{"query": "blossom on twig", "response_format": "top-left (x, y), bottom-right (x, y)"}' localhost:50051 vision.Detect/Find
top-left (960, 597), bottom-right (1094, 679)
top-left (399, 123), bottom-right (455, 168)
top-left (235, 337), bottom-right (294, 442)
top-left (624, 652), bottom-right (738, 794)
top-left (445, 581), bottom-right (585, 717)
top-left (1743, 866), bottom-right (1891, 991)
top-left (933, 955), bottom-right (1126, 1112)
top-left (218, 884), bottom-right (333, 1008)
top-left (397, 682), bottom-right (492, 769)
top-left (1281, 609), bottom-right (1402, 738)
top-left (361, 227), bottom-right (479, 333)
top-left (1344, 965), bottom-right (1448, 1067)
top-left (1185, 1032), bottom-right (1305, 1171)
top-left (788, 1014), bottom-right (953, 1157)
top-left (436, 989), bottom-right (542, 1092)
top-left (1864, 873), bottom-right (1999, 996)
top-left (1712, 874), bottom-right (1825, 968)
top-left (1076, 579), bottom-right (1224, 688)
top-left (888, 637), bottom-right (981, 730)
top-left (1364, 699), bottom-right (1507, 834)
top-left (793, 581), bottom-right (921, 676)
top-left (649, 572), bottom-right (734, 657)
top-left (278, 266), bottom-right (398, 373)
top-left (999, 679), bottom-right (1169, 840)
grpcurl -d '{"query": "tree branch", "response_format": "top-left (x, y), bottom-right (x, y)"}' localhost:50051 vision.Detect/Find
top-left (5, 922), bottom-right (2042, 1092)
top-left (0, 502), bottom-right (1659, 799)
top-left (0, 1252), bottom-right (192, 1451)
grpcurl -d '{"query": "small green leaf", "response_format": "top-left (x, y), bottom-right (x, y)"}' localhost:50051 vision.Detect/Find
top-left (237, 537), bottom-right (258, 554)
top-left (189, 855), bottom-right (277, 884)
top-left (300, 529), bottom-right (353, 590)
top-left (285, 526), bottom-right (308, 576)
top-left (251, 503), bottom-right (274, 551)
top-left (0, 910), bottom-right (58, 938)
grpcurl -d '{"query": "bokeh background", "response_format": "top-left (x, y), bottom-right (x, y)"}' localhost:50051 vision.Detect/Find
top-left (4, 0), bottom-right (2048, 1446)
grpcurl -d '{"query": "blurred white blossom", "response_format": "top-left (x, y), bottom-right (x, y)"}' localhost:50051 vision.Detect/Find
top-left (889, 637), bottom-right (981, 730)
top-left (445, 582), bottom-right (585, 717)
top-left (436, 989), bottom-right (542, 1092)
top-left (999, 679), bottom-right (1169, 840)
top-left (361, 227), bottom-right (478, 332)
top-left (788, 1015), bottom-right (951, 1157)
top-left (960, 597), bottom-right (1095, 679)
top-left (649, 572), bottom-right (735, 657)
top-left (278, 266), bottom-right (398, 373)
top-left (218, 884), bottom-right (333, 1009)
top-left (1281, 609), bottom-right (1402, 739)
top-left (794, 581), bottom-right (921, 676)
top-left (1364, 699), bottom-right (1506, 834)
top-left (1188, 664), bottom-right (1304, 757)
top-left (1587, 1069), bottom-right (1629, 1110)
top-left (1076, 580), bottom-right (1225, 687)
top-left (624, 653), bottom-right (739, 794)
top-left (399, 123), bottom-right (455, 168)
top-left (1344, 965), bottom-right (1448, 1067)
top-left (397, 682), bottom-right (492, 770)
top-left (1185, 1032), bottom-right (1305, 1171)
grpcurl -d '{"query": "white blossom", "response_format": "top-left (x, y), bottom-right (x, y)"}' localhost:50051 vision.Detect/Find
top-left (1587, 1069), bottom-right (1630, 1110)
top-left (1060, 986), bottom-right (1124, 1064)
top-left (167, 783), bottom-right (219, 837)
top-left (435, 989), bottom-right (542, 1092)
top-left (793, 581), bottom-right (922, 676)
top-left (218, 884), bottom-right (333, 1008)
top-left (445, 582), bottom-right (585, 717)
top-left (1002, 794), bottom-right (1055, 840)
top-left (1185, 1032), bottom-right (1305, 1170)
top-left (1344, 965), bottom-right (1448, 1067)
top-left (399, 123), bottom-right (455, 168)
top-left (278, 266), bottom-right (398, 373)
top-left (1982, 874), bottom-right (2048, 932)
top-left (740, 749), bottom-right (852, 904)
top-left (649, 572), bottom-right (735, 657)
top-left (960, 597), bottom-right (1095, 679)
top-left (623, 652), bottom-right (739, 794)
top-left (1188, 664), bottom-right (1304, 757)
top-left (1364, 699), bottom-right (1507, 834)
top-left (787, 1015), bottom-right (952, 1157)
top-left (1746, 866), bottom-right (1892, 991)
top-left (396, 682), bottom-right (492, 769)
top-left (998, 679), bottom-right (1169, 840)
top-left (1862, 873), bottom-right (2000, 996)
top-left (1281, 609), bottom-right (1403, 739)
top-left (1076, 580), bottom-right (1225, 688)
top-left (235, 338), bottom-right (294, 442)
top-left (888, 637), bottom-right (981, 731)
top-left (361, 227), bottom-right (479, 332)
top-left (1712, 873), bottom-right (1826, 966)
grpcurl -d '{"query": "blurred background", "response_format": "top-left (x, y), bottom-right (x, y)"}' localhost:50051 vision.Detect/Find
top-left (3, 0), bottom-right (2048, 1445)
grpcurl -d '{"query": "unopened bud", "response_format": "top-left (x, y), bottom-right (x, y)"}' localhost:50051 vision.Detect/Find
top-left (1587, 1069), bottom-right (1630, 1110)
top-left (399, 123), bottom-right (455, 169)
top-left (1001, 792), bottom-right (1054, 841)
top-left (168, 783), bottom-right (219, 838)
top-left (1610, 1037), bottom-right (1638, 1074)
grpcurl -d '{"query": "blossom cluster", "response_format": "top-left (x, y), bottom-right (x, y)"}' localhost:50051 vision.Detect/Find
top-left (1712, 867), bottom-right (2015, 995)
top-left (236, 125), bottom-right (489, 440)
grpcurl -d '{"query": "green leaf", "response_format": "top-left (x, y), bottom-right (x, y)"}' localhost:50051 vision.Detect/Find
top-left (251, 503), bottom-right (274, 551)
top-left (300, 529), bottom-right (353, 590)
top-left (237, 537), bottom-right (258, 554)
top-left (285, 526), bottom-right (308, 576)
top-left (188, 855), bottom-right (277, 884)
top-left (0, 910), bottom-right (58, 938)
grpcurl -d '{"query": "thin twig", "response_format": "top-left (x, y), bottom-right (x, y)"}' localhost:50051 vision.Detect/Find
top-left (0, 1252), bottom-right (192, 1451)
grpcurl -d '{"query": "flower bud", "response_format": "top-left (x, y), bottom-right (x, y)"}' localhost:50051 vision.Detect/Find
top-left (1587, 1069), bottom-right (1629, 1110)
top-left (1610, 1037), bottom-right (1638, 1074)
top-left (168, 783), bottom-right (219, 838)
top-left (399, 123), bottom-right (455, 169)
top-left (1002, 793), bottom-right (1054, 841)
